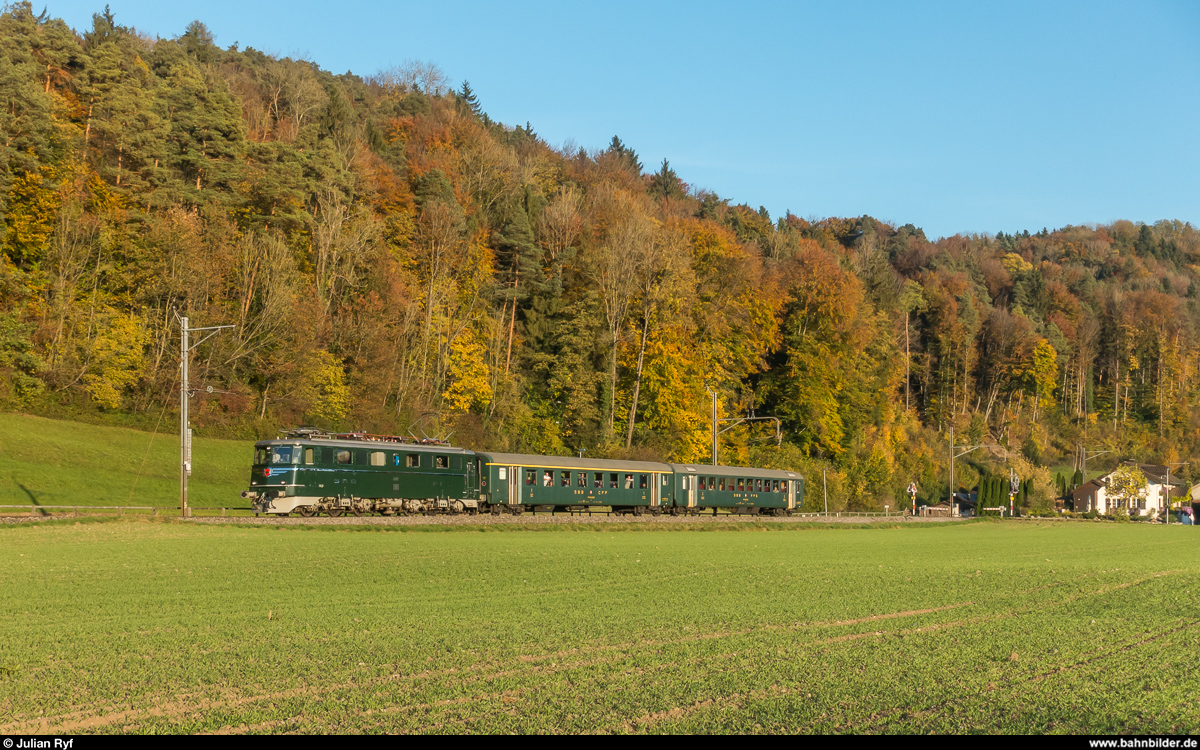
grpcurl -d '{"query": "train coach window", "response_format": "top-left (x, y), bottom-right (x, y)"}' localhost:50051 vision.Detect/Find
top-left (370, 451), bottom-right (386, 467)
top-left (737, 478), bottom-right (745, 491)
top-left (406, 454), bottom-right (419, 468)
top-left (625, 474), bottom-right (633, 489)
top-left (561, 471), bottom-right (571, 487)
top-left (526, 469), bottom-right (536, 486)
top-left (593, 472), bottom-right (603, 488)
top-left (639, 474), bottom-right (648, 490)
top-left (719, 478), bottom-right (726, 491)
top-left (543, 471), bottom-right (553, 487)
top-left (577, 472), bottom-right (586, 487)
top-left (756, 479), bottom-right (763, 492)
top-left (773, 480), bottom-right (780, 492)
top-left (436, 456), bottom-right (448, 469)
top-left (336, 450), bottom-right (351, 464)
top-left (609, 473), bottom-right (618, 488)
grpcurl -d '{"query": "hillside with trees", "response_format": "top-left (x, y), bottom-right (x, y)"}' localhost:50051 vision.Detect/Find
top-left (3, 3), bottom-right (1200, 510)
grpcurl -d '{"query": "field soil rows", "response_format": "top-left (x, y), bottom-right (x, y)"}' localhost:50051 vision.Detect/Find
top-left (1, 519), bottom-right (1197, 734)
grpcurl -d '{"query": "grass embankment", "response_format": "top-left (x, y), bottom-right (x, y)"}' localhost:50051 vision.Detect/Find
top-left (1, 520), bottom-right (1197, 734)
top-left (0, 413), bottom-right (249, 508)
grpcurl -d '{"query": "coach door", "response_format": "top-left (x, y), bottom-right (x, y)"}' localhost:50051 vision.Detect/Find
top-left (787, 478), bottom-right (796, 510)
top-left (651, 473), bottom-right (660, 507)
top-left (508, 465), bottom-right (520, 506)
top-left (687, 472), bottom-right (697, 508)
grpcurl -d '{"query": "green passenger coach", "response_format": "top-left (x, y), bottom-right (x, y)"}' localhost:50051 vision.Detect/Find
top-left (669, 464), bottom-right (802, 516)
top-left (476, 452), bottom-right (672, 515)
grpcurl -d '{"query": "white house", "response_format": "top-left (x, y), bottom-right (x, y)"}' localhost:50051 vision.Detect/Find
top-left (1070, 462), bottom-right (1184, 516)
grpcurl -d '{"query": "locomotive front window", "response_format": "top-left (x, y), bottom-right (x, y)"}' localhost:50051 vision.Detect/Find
top-left (254, 448), bottom-right (266, 465)
top-left (336, 450), bottom-right (351, 464)
top-left (271, 447), bottom-right (293, 464)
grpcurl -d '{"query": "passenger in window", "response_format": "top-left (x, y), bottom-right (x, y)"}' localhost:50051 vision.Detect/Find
top-left (577, 472), bottom-right (586, 487)
top-left (561, 471), bottom-right (570, 487)
top-left (625, 474), bottom-right (634, 489)
top-left (543, 471), bottom-right (553, 487)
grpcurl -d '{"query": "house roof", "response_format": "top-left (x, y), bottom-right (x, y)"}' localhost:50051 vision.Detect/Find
top-left (1071, 479), bottom-right (1105, 500)
top-left (1117, 461), bottom-right (1187, 485)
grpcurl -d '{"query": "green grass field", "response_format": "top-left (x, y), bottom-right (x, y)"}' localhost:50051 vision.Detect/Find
top-left (0, 413), bottom-right (249, 508)
top-left (1, 519), bottom-right (1197, 734)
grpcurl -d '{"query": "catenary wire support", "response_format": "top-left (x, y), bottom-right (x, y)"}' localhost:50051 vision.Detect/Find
top-left (177, 314), bottom-right (235, 519)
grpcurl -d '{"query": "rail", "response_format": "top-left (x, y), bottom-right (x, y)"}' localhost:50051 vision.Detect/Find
top-left (0, 505), bottom-right (254, 518)
top-left (2, 506), bottom-right (942, 520)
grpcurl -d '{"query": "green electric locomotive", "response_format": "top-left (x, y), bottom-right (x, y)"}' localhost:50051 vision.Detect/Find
top-left (243, 430), bottom-right (805, 517)
top-left (243, 429), bottom-right (478, 516)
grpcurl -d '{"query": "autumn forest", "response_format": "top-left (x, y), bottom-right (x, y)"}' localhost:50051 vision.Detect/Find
top-left (3, 4), bottom-right (1199, 511)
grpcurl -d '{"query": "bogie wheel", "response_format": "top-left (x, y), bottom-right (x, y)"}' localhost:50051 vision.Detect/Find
top-left (632, 506), bottom-right (644, 517)
top-left (327, 509), bottom-right (343, 518)
top-left (351, 508), bottom-right (366, 517)
top-left (296, 506), bottom-right (315, 518)
top-left (490, 505), bottom-right (501, 516)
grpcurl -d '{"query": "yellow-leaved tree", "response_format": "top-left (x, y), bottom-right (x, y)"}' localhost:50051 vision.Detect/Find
top-left (302, 349), bottom-right (350, 424)
top-left (83, 309), bottom-right (148, 409)
top-left (442, 329), bottom-right (492, 413)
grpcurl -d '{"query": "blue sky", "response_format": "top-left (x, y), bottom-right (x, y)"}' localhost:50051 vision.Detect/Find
top-left (40, 1), bottom-right (1200, 238)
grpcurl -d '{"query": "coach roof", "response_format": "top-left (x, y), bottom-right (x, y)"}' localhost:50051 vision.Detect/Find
top-left (668, 463), bottom-right (800, 479)
top-left (476, 452), bottom-right (671, 473)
